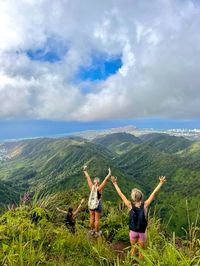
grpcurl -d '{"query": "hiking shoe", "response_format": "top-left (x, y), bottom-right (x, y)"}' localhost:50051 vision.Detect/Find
top-left (89, 229), bottom-right (95, 236)
top-left (94, 231), bottom-right (102, 237)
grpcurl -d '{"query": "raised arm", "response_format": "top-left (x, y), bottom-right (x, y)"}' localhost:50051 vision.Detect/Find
top-left (111, 176), bottom-right (131, 208)
top-left (73, 198), bottom-right (85, 217)
top-left (56, 207), bottom-right (68, 214)
top-left (83, 165), bottom-right (93, 190)
top-left (98, 168), bottom-right (111, 191)
top-left (144, 176), bottom-right (166, 208)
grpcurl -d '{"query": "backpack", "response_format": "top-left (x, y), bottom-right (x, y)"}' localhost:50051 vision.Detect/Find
top-left (129, 202), bottom-right (148, 233)
top-left (88, 185), bottom-right (99, 210)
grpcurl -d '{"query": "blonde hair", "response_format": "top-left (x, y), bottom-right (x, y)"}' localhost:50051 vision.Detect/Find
top-left (93, 177), bottom-right (100, 184)
top-left (131, 188), bottom-right (143, 203)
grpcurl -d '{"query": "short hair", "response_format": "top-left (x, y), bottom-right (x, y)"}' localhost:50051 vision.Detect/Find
top-left (131, 188), bottom-right (143, 203)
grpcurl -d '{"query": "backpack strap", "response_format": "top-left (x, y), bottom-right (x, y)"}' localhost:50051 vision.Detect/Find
top-left (131, 201), bottom-right (135, 208)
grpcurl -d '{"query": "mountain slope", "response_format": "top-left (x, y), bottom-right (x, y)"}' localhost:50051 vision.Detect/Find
top-left (140, 133), bottom-right (192, 153)
top-left (114, 143), bottom-right (179, 188)
top-left (179, 141), bottom-right (200, 167)
top-left (93, 132), bottom-right (141, 154)
top-left (0, 180), bottom-right (22, 208)
top-left (0, 137), bottom-right (136, 203)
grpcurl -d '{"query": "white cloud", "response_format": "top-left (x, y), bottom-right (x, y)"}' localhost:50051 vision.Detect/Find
top-left (0, 0), bottom-right (200, 121)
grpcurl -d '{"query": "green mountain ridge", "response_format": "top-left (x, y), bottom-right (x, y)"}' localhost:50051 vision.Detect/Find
top-left (0, 133), bottom-right (199, 236)
top-left (0, 137), bottom-right (135, 203)
top-left (140, 133), bottom-right (192, 153)
top-left (93, 132), bottom-right (141, 154)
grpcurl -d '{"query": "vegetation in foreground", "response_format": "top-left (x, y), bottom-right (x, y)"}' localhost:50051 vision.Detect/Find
top-left (0, 192), bottom-right (199, 266)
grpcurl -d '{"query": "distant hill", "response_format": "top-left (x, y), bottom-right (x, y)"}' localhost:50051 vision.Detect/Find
top-left (115, 143), bottom-right (178, 185)
top-left (177, 141), bottom-right (200, 171)
top-left (140, 133), bottom-right (192, 153)
top-left (179, 141), bottom-right (200, 159)
top-left (94, 132), bottom-right (141, 154)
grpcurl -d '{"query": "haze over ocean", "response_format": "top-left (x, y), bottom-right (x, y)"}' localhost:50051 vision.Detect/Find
top-left (0, 119), bottom-right (200, 140)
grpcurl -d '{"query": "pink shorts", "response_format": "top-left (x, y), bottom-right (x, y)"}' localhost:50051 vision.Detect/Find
top-left (129, 230), bottom-right (147, 242)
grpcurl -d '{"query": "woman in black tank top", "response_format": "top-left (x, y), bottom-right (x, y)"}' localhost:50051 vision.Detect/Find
top-left (111, 175), bottom-right (166, 260)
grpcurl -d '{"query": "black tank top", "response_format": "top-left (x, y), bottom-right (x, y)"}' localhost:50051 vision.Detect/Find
top-left (65, 213), bottom-right (75, 226)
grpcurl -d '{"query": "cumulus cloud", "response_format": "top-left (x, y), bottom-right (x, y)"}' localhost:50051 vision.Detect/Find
top-left (0, 0), bottom-right (200, 121)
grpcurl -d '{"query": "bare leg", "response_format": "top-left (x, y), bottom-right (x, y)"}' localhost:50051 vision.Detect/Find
top-left (89, 211), bottom-right (95, 230)
top-left (130, 239), bottom-right (138, 257)
top-left (94, 211), bottom-right (101, 232)
top-left (138, 241), bottom-right (145, 260)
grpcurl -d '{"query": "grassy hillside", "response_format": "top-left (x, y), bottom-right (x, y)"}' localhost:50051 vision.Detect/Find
top-left (94, 133), bottom-right (141, 154)
top-left (0, 133), bottom-right (199, 237)
top-left (178, 142), bottom-right (200, 169)
top-left (0, 192), bottom-right (199, 265)
top-left (0, 180), bottom-right (23, 208)
top-left (0, 137), bottom-right (136, 204)
top-left (140, 133), bottom-right (192, 154)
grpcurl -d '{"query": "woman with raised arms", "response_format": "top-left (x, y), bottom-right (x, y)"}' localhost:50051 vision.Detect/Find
top-left (111, 175), bottom-right (166, 260)
top-left (83, 165), bottom-right (111, 237)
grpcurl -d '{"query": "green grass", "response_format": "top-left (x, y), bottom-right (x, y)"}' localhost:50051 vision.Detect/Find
top-left (0, 192), bottom-right (199, 265)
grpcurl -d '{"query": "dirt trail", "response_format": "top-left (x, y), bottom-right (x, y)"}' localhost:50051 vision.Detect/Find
top-left (111, 241), bottom-right (130, 258)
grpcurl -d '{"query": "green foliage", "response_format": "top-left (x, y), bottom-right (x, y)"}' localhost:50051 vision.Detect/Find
top-left (0, 202), bottom-right (114, 265)
top-left (141, 133), bottom-right (192, 153)
top-left (94, 132), bottom-right (141, 154)
top-left (0, 180), bottom-right (22, 209)
top-left (0, 191), bottom-right (199, 265)
top-left (101, 206), bottom-right (129, 243)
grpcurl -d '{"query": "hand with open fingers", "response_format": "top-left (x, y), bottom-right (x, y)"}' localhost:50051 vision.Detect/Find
top-left (111, 176), bottom-right (117, 184)
top-left (159, 176), bottom-right (166, 184)
top-left (83, 165), bottom-right (88, 171)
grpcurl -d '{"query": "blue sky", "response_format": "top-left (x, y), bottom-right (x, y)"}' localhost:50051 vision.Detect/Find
top-left (0, 0), bottom-right (200, 139)
top-left (26, 36), bottom-right (68, 63)
top-left (27, 49), bottom-right (61, 63)
top-left (77, 55), bottom-right (122, 81)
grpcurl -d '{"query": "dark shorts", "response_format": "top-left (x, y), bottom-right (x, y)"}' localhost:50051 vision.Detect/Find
top-left (89, 200), bottom-right (102, 213)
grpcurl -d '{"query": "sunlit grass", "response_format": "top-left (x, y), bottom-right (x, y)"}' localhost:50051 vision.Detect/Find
top-left (0, 194), bottom-right (199, 265)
